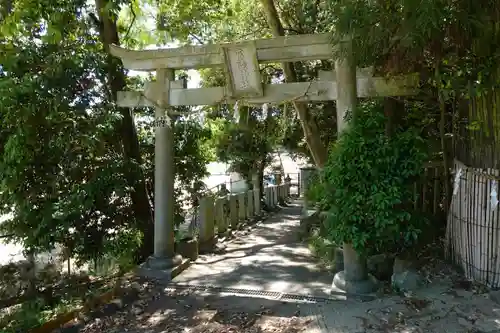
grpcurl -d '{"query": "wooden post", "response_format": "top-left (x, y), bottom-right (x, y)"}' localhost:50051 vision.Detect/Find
top-left (332, 39), bottom-right (377, 294)
top-left (149, 68), bottom-right (182, 269)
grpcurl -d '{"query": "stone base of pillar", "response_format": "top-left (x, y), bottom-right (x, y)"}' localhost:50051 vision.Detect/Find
top-left (147, 254), bottom-right (183, 269)
top-left (332, 271), bottom-right (378, 294)
top-left (331, 243), bottom-right (378, 294)
top-left (136, 254), bottom-right (190, 281)
top-left (176, 238), bottom-right (199, 261)
top-left (199, 237), bottom-right (217, 254)
top-left (218, 229), bottom-right (231, 238)
top-left (234, 223), bottom-right (245, 230)
top-left (245, 215), bottom-right (257, 225)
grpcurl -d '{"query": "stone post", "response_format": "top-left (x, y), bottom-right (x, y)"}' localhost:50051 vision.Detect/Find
top-left (199, 196), bottom-right (216, 253)
top-left (251, 173), bottom-right (260, 192)
top-left (246, 190), bottom-right (254, 219)
top-left (253, 188), bottom-right (261, 216)
top-left (148, 68), bottom-right (182, 270)
top-left (215, 197), bottom-right (228, 237)
top-left (269, 186), bottom-right (274, 207)
top-left (266, 186), bottom-right (272, 208)
top-left (237, 192), bottom-right (246, 222)
top-left (332, 39), bottom-right (377, 294)
top-left (274, 173), bottom-right (282, 185)
top-left (264, 187), bottom-right (271, 208)
top-left (298, 173), bottom-right (301, 195)
top-left (252, 173), bottom-right (261, 216)
top-left (282, 184), bottom-right (287, 201)
top-left (300, 167), bottom-right (317, 215)
top-left (285, 181), bottom-right (291, 197)
top-left (269, 186), bottom-right (274, 208)
top-left (229, 194), bottom-right (239, 230)
top-left (299, 167), bottom-right (316, 198)
top-left (272, 186), bottom-right (278, 207)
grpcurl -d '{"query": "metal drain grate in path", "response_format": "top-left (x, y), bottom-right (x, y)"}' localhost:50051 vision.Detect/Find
top-left (163, 283), bottom-right (353, 304)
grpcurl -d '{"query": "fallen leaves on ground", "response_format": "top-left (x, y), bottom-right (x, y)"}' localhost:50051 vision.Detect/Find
top-left (66, 280), bottom-right (312, 333)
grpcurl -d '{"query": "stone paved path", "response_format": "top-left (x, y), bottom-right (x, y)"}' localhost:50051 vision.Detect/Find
top-left (60, 201), bottom-right (500, 333)
top-left (173, 202), bottom-right (333, 297)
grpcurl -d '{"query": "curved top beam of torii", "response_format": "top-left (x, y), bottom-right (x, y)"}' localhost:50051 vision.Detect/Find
top-left (109, 33), bottom-right (333, 71)
top-left (109, 33), bottom-right (419, 107)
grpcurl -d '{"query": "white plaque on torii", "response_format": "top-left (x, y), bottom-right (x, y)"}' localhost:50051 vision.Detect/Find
top-left (221, 41), bottom-right (263, 99)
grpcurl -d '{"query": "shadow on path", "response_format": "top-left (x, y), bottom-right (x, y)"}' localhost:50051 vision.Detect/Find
top-left (174, 202), bottom-right (334, 298)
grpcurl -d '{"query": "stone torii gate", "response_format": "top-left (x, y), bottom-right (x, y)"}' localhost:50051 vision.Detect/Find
top-left (110, 33), bottom-right (418, 286)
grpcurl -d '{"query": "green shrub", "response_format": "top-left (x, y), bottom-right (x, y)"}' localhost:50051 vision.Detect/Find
top-left (304, 172), bottom-right (324, 208)
top-left (321, 101), bottom-right (428, 256)
top-left (308, 228), bottom-right (337, 266)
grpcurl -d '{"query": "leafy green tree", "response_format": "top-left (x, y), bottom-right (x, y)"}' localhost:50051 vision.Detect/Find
top-left (321, 102), bottom-right (429, 255)
top-left (214, 106), bottom-right (278, 188)
top-left (0, 0), bottom-right (211, 266)
top-left (323, 0), bottom-right (500, 169)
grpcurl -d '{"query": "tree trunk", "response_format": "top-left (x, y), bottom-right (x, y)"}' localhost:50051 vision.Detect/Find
top-left (384, 98), bottom-right (404, 136)
top-left (259, 0), bottom-right (328, 168)
top-left (95, 0), bottom-right (154, 262)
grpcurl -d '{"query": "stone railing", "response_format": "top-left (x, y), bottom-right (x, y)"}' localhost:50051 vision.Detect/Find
top-left (187, 183), bottom-right (291, 255)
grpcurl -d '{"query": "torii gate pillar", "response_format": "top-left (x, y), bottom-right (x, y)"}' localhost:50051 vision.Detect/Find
top-left (331, 40), bottom-right (378, 294)
top-left (142, 68), bottom-right (183, 273)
